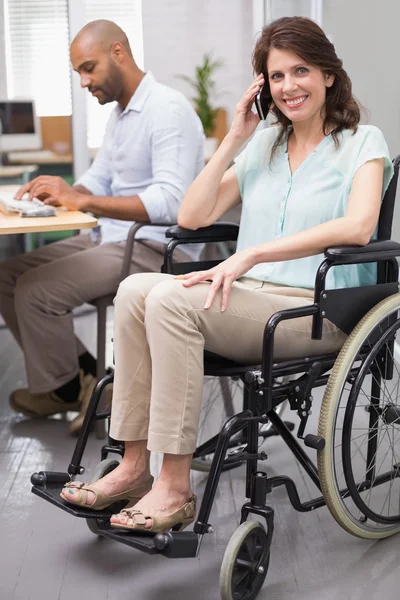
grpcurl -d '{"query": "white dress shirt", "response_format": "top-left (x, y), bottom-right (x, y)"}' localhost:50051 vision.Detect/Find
top-left (76, 72), bottom-right (205, 257)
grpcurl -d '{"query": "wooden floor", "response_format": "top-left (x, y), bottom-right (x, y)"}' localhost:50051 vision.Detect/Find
top-left (0, 313), bottom-right (399, 600)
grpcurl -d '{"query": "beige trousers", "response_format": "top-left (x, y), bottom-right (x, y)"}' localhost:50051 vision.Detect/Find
top-left (0, 235), bottom-right (172, 393)
top-left (110, 273), bottom-right (347, 455)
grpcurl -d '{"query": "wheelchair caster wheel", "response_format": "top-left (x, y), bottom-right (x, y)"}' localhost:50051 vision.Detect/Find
top-left (85, 458), bottom-right (120, 535)
top-left (219, 521), bottom-right (270, 600)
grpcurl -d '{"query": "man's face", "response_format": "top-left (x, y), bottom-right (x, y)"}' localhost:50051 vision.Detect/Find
top-left (70, 39), bottom-right (124, 105)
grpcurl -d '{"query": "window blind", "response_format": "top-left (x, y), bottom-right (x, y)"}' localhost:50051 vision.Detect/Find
top-left (5, 0), bottom-right (72, 116)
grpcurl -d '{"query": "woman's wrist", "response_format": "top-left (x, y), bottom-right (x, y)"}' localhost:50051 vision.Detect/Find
top-left (244, 245), bottom-right (262, 270)
top-left (223, 131), bottom-right (247, 154)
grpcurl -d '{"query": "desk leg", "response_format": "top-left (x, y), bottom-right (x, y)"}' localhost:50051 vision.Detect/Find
top-left (24, 233), bottom-right (35, 253)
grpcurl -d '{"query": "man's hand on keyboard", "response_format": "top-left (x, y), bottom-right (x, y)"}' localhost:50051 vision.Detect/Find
top-left (15, 176), bottom-right (85, 211)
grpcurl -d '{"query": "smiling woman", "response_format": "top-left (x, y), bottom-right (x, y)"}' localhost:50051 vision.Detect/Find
top-left (60, 16), bottom-right (394, 541)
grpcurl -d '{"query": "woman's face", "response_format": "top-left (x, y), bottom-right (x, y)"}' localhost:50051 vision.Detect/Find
top-left (266, 48), bottom-right (334, 125)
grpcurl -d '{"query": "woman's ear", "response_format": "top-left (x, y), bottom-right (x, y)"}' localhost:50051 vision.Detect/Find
top-left (325, 73), bottom-right (335, 88)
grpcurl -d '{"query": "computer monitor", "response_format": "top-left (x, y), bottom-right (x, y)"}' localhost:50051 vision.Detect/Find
top-left (0, 100), bottom-right (42, 152)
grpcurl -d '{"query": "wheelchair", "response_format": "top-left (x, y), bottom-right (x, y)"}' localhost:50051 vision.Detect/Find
top-left (31, 156), bottom-right (400, 600)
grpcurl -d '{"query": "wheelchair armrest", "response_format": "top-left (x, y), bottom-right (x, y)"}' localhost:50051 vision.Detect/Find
top-left (120, 222), bottom-right (173, 281)
top-left (324, 240), bottom-right (400, 264)
top-left (166, 223), bottom-right (239, 243)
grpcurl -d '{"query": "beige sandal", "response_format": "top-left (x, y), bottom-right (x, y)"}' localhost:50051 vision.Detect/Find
top-left (110, 494), bottom-right (196, 533)
top-left (60, 476), bottom-right (154, 511)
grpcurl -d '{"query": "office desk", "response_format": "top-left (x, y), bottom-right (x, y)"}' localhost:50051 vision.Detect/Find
top-left (0, 209), bottom-right (97, 236)
top-left (0, 185), bottom-right (97, 247)
top-left (8, 151), bottom-right (73, 165)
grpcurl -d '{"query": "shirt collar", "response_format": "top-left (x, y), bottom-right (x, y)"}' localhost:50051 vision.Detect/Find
top-left (118, 71), bottom-right (156, 115)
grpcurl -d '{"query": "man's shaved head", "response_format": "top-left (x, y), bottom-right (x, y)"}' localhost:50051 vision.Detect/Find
top-left (71, 20), bottom-right (132, 57)
top-left (70, 20), bottom-right (138, 107)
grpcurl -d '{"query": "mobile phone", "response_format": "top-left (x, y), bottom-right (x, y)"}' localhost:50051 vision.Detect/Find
top-left (254, 86), bottom-right (272, 120)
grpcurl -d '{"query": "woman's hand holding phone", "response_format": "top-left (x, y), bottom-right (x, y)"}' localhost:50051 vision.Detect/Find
top-left (227, 74), bottom-right (265, 145)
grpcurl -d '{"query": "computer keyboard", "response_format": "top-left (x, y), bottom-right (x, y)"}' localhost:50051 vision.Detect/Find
top-left (0, 191), bottom-right (56, 216)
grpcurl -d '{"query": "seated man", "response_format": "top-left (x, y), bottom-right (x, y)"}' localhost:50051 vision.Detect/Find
top-left (0, 19), bottom-right (204, 433)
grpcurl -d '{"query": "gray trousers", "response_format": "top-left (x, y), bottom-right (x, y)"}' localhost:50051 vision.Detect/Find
top-left (0, 234), bottom-right (169, 393)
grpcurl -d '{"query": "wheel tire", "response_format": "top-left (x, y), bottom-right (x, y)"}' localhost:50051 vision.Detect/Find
top-left (85, 458), bottom-right (120, 535)
top-left (220, 521), bottom-right (270, 600)
top-left (318, 293), bottom-right (400, 539)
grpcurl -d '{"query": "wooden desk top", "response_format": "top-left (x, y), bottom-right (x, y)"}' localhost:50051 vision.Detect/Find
top-left (0, 185), bottom-right (97, 235)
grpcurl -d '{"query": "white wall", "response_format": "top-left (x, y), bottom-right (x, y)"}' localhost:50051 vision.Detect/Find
top-left (324, 1), bottom-right (400, 156)
top-left (324, 0), bottom-right (400, 240)
top-left (142, 0), bottom-right (254, 125)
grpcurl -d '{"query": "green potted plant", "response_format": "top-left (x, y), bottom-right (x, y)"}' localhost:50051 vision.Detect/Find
top-left (178, 53), bottom-right (223, 158)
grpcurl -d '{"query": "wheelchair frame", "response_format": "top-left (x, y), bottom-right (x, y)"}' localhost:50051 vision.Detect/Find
top-left (31, 157), bottom-right (400, 598)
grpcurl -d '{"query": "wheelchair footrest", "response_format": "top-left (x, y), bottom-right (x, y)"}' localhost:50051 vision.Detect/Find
top-left (31, 482), bottom-right (120, 520)
top-left (99, 528), bottom-right (200, 559)
top-left (31, 481), bottom-right (200, 558)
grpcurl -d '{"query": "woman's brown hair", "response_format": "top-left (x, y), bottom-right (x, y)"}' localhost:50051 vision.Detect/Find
top-left (252, 16), bottom-right (361, 158)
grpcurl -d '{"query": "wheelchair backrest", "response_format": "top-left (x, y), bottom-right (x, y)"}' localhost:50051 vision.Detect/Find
top-left (378, 155), bottom-right (400, 241)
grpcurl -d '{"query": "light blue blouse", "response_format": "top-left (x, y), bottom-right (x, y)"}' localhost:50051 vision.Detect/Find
top-left (234, 125), bottom-right (394, 289)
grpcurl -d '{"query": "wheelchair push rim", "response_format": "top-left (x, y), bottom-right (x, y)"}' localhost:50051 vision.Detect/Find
top-left (318, 293), bottom-right (400, 539)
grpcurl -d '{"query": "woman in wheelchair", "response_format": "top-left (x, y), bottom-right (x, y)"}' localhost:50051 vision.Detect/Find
top-left (60, 16), bottom-right (393, 534)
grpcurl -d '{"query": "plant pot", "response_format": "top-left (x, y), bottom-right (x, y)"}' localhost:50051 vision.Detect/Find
top-left (204, 137), bottom-right (218, 161)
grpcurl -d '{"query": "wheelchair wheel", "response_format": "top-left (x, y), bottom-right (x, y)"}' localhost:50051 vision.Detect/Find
top-left (318, 294), bottom-right (400, 539)
top-left (86, 458), bottom-right (120, 535)
top-left (219, 521), bottom-right (270, 600)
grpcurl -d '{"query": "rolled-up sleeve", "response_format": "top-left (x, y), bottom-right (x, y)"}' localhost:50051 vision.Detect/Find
top-left (138, 103), bottom-right (204, 223)
top-left (74, 113), bottom-right (115, 196)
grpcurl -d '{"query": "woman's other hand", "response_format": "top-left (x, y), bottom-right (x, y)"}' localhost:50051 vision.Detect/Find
top-left (227, 74), bottom-right (265, 145)
top-left (177, 248), bottom-right (258, 311)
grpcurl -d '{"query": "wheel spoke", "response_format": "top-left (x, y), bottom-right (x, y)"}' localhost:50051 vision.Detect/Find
top-left (232, 568), bottom-right (251, 592)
